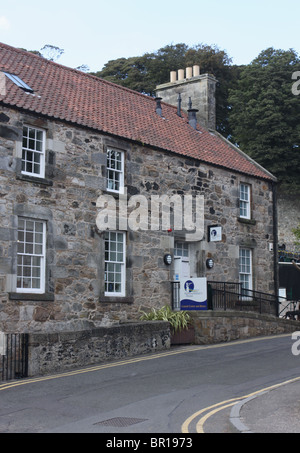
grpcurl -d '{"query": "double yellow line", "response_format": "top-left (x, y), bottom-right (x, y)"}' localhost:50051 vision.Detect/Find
top-left (181, 376), bottom-right (300, 433)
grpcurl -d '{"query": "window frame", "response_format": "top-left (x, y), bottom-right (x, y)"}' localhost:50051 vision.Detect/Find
top-left (16, 217), bottom-right (46, 294)
top-left (174, 241), bottom-right (189, 258)
top-left (239, 248), bottom-right (253, 297)
top-left (106, 148), bottom-right (125, 194)
top-left (3, 72), bottom-right (34, 93)
top-left (22, 125), bottom-right (46, 179)
top-left (104, 231), bottom-right (126, 297)
top-left (239, 183), bottom-right (251, 219)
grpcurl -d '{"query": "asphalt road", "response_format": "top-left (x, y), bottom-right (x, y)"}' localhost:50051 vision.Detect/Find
top-left (0, 334), bottom-right (299, 434)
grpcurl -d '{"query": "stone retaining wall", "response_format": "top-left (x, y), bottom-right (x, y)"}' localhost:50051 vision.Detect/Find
top-left (190, 311), bottom-right (299, 344)
top-left (24, 314), bottom-right (300, 377)
top-left (27, 321), bottom-right (170, 376)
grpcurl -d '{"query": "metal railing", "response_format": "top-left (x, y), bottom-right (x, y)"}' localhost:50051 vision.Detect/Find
top-left (1, 333), bottom-right (29, 381)
top-left (171, 281), bottom-right (181, 310)
top-left (208, 281), bottom-right (278, 315)
top-left (278, 300), bottom-right (300, 318)
top-left (207, 281), bottom-right (242, 311)
top-left (171, 280), bottom-right (279, 316)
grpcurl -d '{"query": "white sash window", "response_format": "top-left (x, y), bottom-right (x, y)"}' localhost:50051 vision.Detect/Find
top-left (17, 218), bottom-right (46, 293)
top-left (105, 231), bottom-right (126, 296)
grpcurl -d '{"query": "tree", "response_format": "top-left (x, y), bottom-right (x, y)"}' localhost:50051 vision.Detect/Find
top-left (27, 45), bottom-right (88, 71)
top-left (228, 48), bottom-right (300, 193)
top-left (40, 45), bottom-right (64, 62)
top-left (75, 64), bottom-right (90, 73)
top-left (92, 43), bottom-right (189, 95)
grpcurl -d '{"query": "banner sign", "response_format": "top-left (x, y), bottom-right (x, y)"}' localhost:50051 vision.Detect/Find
top-left (180, 277), bottom-right (207, 310)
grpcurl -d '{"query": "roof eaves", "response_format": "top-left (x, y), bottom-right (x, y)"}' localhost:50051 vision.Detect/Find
top-left (212, 130), bottom-right (277, 182)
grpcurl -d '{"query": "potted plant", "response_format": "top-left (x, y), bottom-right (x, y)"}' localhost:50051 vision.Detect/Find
top-left (139, 305), bottom-right (194, 345)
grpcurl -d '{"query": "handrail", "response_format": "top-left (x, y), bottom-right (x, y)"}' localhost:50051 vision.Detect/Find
top-left (171, 280), bottom-right (279, 315)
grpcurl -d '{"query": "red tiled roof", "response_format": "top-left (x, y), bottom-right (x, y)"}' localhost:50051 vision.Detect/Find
top-left (0, 42), bottom-right (275, 181)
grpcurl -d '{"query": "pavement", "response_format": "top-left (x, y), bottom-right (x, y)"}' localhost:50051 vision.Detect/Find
top-left (230, 379), bottom-right (300, 433)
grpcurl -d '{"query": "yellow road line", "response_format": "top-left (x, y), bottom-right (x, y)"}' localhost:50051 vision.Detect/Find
top-left (196, 401), bottom-right (239, 433)
top-left (181, 397), bottom-right (245, 433)
top-left (182, 375), bottom-right (300, 433)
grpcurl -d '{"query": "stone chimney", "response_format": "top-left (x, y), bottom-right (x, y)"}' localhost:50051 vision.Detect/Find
top-left (0, 72), bottom-right (6, 96)
top-left (155, 66), bottom-right (217, 130)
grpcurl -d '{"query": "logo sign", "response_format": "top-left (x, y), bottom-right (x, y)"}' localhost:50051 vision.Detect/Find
top-left (208, 225), bottom-right (222, 242)
top-left (180, 277), bottom-right (207, 310)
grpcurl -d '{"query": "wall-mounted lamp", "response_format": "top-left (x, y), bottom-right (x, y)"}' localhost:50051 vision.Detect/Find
top-left (206, 258), bottom-right (214, 269)
top-left (164, 254), bottom-right (173, 265)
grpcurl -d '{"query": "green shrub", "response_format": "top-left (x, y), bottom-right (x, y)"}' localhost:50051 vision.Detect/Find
top-left (139, 305), bottom-right (190, 333)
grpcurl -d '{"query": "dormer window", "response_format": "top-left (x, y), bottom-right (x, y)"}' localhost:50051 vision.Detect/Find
top-left (3, 71), bottom-right (34, 93)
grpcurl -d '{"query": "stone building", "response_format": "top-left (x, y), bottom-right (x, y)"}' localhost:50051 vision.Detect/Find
top-left (0, 43), bottom-right (277, 333)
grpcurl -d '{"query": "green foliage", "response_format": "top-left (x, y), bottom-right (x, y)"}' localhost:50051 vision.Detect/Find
top-left (228, 47), bottom-right (300, 193)
top-left (292, 225), bottom-right (300, 245)
top-left (139, 305), bottom-right (190, 333)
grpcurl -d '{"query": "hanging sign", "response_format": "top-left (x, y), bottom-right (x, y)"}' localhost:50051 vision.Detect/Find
top-left (180, 277), bottom-right (207, 310)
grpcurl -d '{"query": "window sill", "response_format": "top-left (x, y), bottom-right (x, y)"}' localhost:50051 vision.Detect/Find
top-left (99, 296), bottom-right (134, 304)
top-left (238, 217), bottom-right (256, 226)
top-left (104, 189), bottom-right (125, 198)
top-left (9, 292), bottom-right (55, 301)
top-left (16, 173), bottom-right (53, 186)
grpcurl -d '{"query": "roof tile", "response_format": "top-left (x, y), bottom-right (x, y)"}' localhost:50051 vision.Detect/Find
top-left (0, 42), bottom-right (275, 181)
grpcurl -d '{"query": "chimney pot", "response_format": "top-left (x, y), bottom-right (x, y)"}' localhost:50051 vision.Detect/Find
top-left (178, 69), bottom-right (184, 81)
top-left (193, 65), bottom-right (200, 77)
top-left (155, 97), bottom-right (162, 117)
top-left (177, 93), bottom-right (182, 117)
top-left (186, 67), bottom-right (193, 79)
top-left (170, 71), bottom-right (177, 83)
top-left (188, 108), bottom-right (198, 130)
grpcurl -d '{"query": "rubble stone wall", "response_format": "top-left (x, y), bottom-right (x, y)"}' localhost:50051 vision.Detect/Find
top-left (0, 107), bottom-right (276, 332)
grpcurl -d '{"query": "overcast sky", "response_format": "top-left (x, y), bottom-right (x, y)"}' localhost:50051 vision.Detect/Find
top-left (1, 0), bottom-right (299, 72)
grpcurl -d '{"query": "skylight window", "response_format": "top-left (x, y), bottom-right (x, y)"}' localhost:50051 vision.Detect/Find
top-left (3, 72), bottom-right (34, 93)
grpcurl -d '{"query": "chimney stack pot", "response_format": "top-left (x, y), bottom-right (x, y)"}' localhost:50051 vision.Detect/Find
top-left (178, 69), bottom-right (185, 81)
top-left (193, 65), bottom-right (200, 77)
top-left (186, 67), bottom-right (193, 79)
top-left (170, 71), bottom-right (177, 83)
